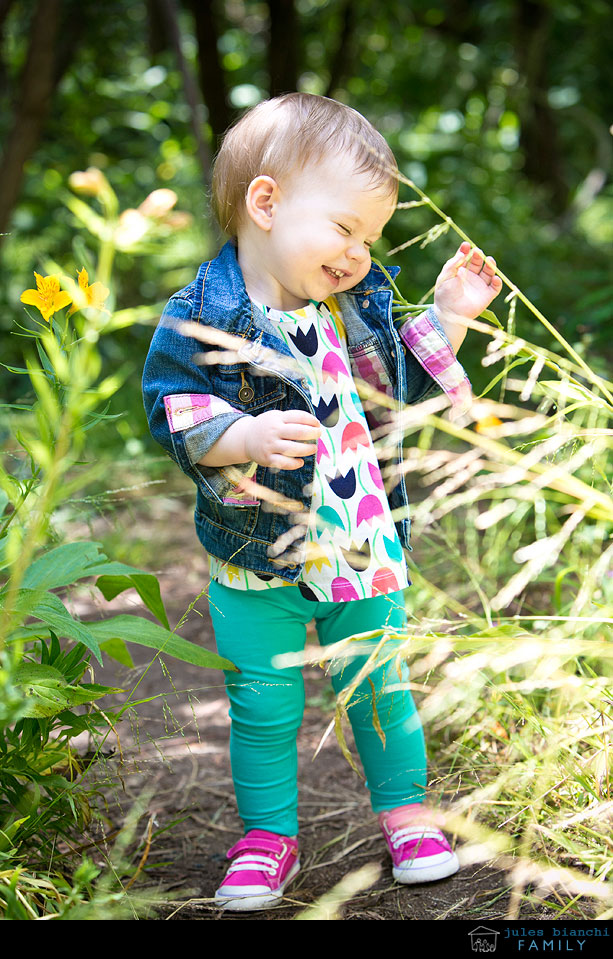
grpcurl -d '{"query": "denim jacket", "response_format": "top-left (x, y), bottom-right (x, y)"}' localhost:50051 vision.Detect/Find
top-left (142, 241), bottom-right (471, 581)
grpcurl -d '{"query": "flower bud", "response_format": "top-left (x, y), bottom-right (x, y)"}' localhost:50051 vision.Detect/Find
top-left (114, 209), bottom-right (150, 248)
top-left (162, 211), bottom-right (193, 230)
top-left (138, 188), bottom-right (178, 218)
top-left (68, 167), bottom-right (108, 196)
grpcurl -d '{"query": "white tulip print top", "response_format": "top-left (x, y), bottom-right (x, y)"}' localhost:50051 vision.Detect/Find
top-left (208, 296), bottom-right (409, 602)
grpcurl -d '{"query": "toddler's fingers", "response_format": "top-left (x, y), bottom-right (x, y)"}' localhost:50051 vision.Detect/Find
top-left (439, 243), bottom-right (471, 278)
top-left (455, 241), bottom-right (471, 259)
top-left (282, 409), bottom-right (322, 430)
top-left (481, 255), bottom-right (497, 277)
top-left (481, 256), bottom-right (503, 291)
top-left (465, 248), bottom-right (485, 273)
top-left (283, 421), bottom-right (322, 442)
top-left (276, 438), bottom-right (318, 458)
top-left (268, 453), bottom-right (306, 471)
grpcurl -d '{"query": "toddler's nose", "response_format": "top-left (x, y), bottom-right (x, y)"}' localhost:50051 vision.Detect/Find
top-left (347, 240), bottom-right (369, 264)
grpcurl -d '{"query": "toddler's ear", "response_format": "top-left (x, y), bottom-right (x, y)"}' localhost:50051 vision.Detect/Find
top-left (245, 175), bottom-right (279, 231)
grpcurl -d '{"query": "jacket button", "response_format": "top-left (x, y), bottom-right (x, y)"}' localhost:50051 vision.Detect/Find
top-left (362, 299), bottom-right (369, 308)
top-left (238, 385), bottom-right (255, 402)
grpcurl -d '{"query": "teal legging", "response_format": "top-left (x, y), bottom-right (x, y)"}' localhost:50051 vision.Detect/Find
top-left (208, 581), bottom-right (427, 836)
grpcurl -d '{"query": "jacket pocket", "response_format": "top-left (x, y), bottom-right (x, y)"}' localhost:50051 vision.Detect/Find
top-left (211, 365), bottom-right (287, 412)
top-left (219, 464), bottom-right (260, 507)
top-left (195, 500), bottom-right (261, 543)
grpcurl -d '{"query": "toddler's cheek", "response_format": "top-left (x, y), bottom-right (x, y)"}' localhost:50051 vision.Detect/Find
top-left (350, 263), bottom-right (371, 289)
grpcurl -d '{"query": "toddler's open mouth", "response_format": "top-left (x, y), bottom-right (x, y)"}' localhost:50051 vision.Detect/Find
top-left (323, 266), bottom-right (349, 281)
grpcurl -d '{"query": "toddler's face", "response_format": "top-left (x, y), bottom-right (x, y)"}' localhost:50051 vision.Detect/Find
top-left (250, 153), bottom-right (396, 311)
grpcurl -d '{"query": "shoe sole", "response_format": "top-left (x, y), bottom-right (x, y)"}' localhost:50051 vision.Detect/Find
top-left (393, 851), bottom-right (460, 885)
top-left (214, 860), bottom-right (300, 912)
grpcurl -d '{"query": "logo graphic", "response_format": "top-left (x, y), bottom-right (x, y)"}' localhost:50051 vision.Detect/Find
top-left (469, 927), bottom-right (500, 953)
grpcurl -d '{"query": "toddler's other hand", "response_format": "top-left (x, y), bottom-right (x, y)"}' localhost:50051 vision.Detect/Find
top-left (245, 410), bottom-right (321, 471)
top-left (434, 241), bottom-right (503, 325)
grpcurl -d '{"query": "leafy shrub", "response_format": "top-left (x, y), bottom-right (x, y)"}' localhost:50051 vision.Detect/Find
top-left (0, 179), bottom-right (232, 918)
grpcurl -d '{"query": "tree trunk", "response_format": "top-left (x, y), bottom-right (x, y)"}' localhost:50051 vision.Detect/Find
top-left (325, 0), bottom-right (354, 98)
top-left (0, 0), bottom-right (17, 95)
top-left (267, 0), bottom-right (299, 96)
top-left (513, 0), bottom-right (569, 213)
top-left (0, 0), bottom-right (63, 239)
top-left (185, 0), bottom-right (234, 149)
top-left (157, 0), bottom-right (213, 186)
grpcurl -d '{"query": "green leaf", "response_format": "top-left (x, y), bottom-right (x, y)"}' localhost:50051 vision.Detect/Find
top-left (35, 338), bottom-right (55, 378)
top-left (0, 816), bottom-right (29, 854)
top-left (471, 624), bottom-right (532, 639)
top-left (535, 380), bottom-right (607, 407)
top-left (480, 307), bottom-right (503, 328)
top-left (63, 194), bottom-right (107, 238)
top-left (103, 303), bottom-right (164, 332)
top-left (0, 364), bottom-right (33, 375)
top-left (80, 682), bottom-right (123, 698)
top-left (21, 542), bottom-right (110, 590)
top-left (96, 572), bottom-right (169, 629)
top-left (9, 589), bottom-right (102, 663)
top-left (21, 544), bottom-right (170, 628)
top-left (334, 705), bottom-right (360, 775)
top-left (477, 356), bottom-right (530, 397)
top-left (100, 637), bottom-right (134, 668)
top-left (12, 664), bottom-right (118, 718)
top-left (87, 614), bottom-right (237, 671)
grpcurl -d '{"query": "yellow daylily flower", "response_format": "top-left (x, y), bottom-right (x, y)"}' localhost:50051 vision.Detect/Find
top-left (20, 273), bottom-right (72, 322)
top-left (68, 268), bottom-right (110, 315)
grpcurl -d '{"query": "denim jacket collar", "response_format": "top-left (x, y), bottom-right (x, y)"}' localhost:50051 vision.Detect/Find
top-left (192, 240), bottom-right (399, 345)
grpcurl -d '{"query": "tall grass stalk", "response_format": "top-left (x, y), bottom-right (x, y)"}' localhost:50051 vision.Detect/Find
top-left (381, 198), bottom-right (612, 915)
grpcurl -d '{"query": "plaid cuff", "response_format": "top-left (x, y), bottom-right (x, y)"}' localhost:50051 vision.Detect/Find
top-left (164, 393), bottom-right (241, 432)
top-left (398, 308), bottom-right (472, 410)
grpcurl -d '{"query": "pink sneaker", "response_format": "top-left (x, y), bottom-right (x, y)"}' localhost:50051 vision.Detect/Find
top-left (214, 829), bottom-right (300, 911)
top-left (379, 804), bottom-right (460, 884)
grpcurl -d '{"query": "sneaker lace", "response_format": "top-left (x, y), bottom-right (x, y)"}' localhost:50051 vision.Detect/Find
top-left (227, 852), bottom-right (280, 877)
top-left (389, 825), bottom-right (445, 851)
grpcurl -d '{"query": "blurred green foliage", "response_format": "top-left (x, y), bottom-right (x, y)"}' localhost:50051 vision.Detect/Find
top-left (1, 0), bottom-right (611, 447)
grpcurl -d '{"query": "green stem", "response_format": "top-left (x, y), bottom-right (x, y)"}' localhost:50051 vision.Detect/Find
top-left (0, 410), bottom-right (73, 648)
top-left (97, 238), bottom-right (115, 290)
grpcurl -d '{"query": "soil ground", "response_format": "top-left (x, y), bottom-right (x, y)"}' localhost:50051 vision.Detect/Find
top-left (72, 482), bottom-right (542, 921)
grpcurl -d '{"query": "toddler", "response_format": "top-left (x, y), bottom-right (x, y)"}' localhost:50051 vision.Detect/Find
top-left (142, 93), bottom-right (502, 911)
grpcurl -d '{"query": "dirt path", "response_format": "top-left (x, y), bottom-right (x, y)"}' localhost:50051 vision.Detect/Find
top-left (78, 487), bottom-right (512, 920)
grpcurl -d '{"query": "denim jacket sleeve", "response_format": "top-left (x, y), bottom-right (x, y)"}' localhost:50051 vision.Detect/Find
top-left (142, 292), bottom-right (257, 504)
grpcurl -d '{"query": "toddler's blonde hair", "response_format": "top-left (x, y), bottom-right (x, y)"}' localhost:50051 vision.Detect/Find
top-left (212, 93), bottom-right (399, 237)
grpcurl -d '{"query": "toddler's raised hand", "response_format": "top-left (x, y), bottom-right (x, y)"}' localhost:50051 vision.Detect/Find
top-left (434, 241), bottom-right (503, 325)
top-left (244, 410), bottom-right (321, 471)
